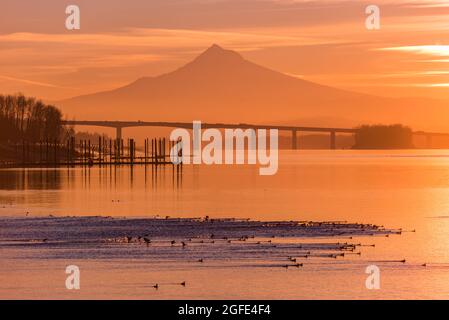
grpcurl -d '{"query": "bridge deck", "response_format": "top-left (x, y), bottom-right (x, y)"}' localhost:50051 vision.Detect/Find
top-left (62, 120), bottom-right (357, 133)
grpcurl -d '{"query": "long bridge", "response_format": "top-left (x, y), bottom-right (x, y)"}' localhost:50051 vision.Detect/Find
top-left (62, 120), bottom-right (446, 149)
top-left (62, 120), bottom-right (357, 149)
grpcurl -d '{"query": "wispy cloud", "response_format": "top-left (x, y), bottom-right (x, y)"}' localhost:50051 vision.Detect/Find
top-left (0, 28), bottom-right (340, 50)
top-left (0, 75), bottom-right (74, 89)
top-left (380, 45), bottom-right (449, 57)
top-left (426, 83), bottom-right (449, 87)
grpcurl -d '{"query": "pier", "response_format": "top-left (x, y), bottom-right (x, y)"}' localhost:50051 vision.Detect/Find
top-left (1, 137), bottom-right (182, 168)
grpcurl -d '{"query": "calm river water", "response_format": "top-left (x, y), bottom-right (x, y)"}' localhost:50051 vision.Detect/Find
top-left (1, 150), bottom-right (449, 299)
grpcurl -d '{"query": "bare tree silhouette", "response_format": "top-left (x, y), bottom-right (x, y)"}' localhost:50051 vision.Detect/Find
top-left (0, 93), bottom-right (71, 143)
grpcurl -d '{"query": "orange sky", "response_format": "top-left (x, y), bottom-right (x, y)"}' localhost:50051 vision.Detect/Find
top-left (1, 0), bottom-right (449, 100)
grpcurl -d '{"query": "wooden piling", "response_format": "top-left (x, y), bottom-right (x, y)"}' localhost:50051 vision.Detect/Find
top-left (7, 135), bottom-right (180, 168)
top-left (71, 137), bottom-right (74, 165)
top-left (88, 140), bottom-right (91, 161)
top-left (46, 140), bottom-right (49, 164)
top-left (130, 138), bottom-right (134, 165)
top-left (54, 139), bottom-right (57, 166)
top-left (99, 137), bottom-right (102, 166)
top-left (151, 139), bottom-right (154, 163)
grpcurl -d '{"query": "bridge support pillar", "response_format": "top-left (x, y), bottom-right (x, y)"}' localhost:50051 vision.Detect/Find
top-left (330, 131), bottom-right (336, 150)
top-left (116, 127), bottom-right (122, 142)
top-left (426, 135), bottom-right (432, 149)
top-left (291, 130), bottom-right (298, 150)
top-left (116, 127), bottom-right (122, 160)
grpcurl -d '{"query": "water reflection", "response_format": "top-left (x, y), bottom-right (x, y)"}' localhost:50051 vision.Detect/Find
top-left (0, 169), bottom-right (65, 190)
top-left (0, 164), bottom-right (183, 218)
top-left (0, 165), bottom-right (183, 191)
top-left (2, 150), bottom-right (449, 224)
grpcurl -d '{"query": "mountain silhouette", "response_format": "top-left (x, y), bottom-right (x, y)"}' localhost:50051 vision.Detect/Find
top-left (60, 44), bottom-right (449, 131)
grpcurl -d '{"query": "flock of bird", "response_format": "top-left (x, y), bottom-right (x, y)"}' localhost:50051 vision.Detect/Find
top-left (3, 214), bottom-right (422, 291)
top-left (102, 220), bottom-right (412, 291)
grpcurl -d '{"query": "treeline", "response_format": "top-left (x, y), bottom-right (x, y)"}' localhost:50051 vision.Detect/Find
top-left (0, 94), bottom-right (72, 143)
top-left (353, 124), bottom-right (413, 149)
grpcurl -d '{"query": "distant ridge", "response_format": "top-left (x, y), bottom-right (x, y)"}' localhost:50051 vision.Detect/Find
top-left (59, 44), bottom-right (449, 131)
